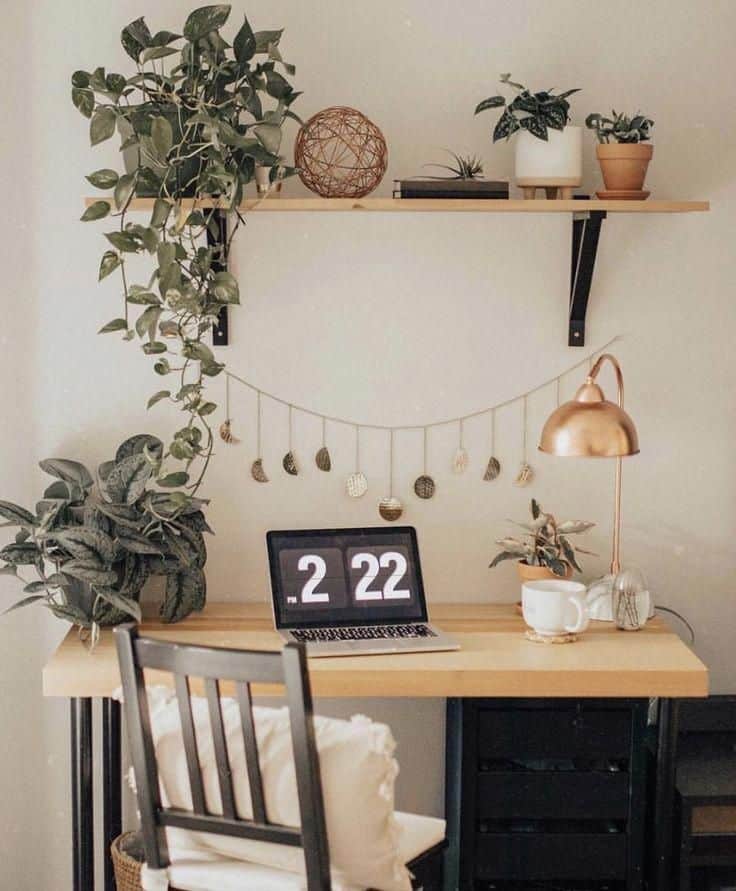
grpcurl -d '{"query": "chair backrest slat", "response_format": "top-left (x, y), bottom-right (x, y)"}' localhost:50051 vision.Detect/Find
top-left (174, 674), bottom-right (206, 814)
top-left (114, 625), bottom-right (331, 891)
top-left (236, 681), bottom-right (267, 824)
top-left (204, 677), bottom-right (237, 820)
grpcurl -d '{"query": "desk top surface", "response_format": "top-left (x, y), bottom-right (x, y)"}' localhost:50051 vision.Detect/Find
top-left (42, 602), bottom-right (708, 699)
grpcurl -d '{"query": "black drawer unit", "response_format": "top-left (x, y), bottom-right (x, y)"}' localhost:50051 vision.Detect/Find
top-left (451, 698), bottom-right (649, 891)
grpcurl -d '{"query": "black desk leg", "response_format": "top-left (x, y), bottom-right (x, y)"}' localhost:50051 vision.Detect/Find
top-left (654, 698), bottom-right (680, 890)
top-left (444, 698), bottom-right (462, 891)
top-left (102, 698), bottom-right (122, 891)
top-left (71, 698), bottom-right (94, 891)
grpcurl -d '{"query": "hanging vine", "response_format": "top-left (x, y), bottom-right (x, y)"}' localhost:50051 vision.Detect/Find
top-left (73, 4), bottom-right (301, 505)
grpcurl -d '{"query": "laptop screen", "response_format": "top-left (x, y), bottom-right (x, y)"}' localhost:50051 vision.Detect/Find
top-left (267, 527), bottom-right (428, 629)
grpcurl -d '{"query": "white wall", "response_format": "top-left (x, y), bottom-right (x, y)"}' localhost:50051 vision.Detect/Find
top-left (3, 0), bottom-right (735, 886)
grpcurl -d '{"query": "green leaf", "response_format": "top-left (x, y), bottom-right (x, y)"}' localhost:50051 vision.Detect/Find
top-left (150, 116), bottom-right (173, 160)
top-left (104, 453), bottom-right (153, 505)
top-left (140, 45), bottom-right (178, 63)
top-left (51, 528), bottom-right (116, 565)
top-left (475, 95), bottom-right (506, 114)
top-left (114, 173), bottom-right (136, 211)
top-left (142, 342), bottom-right (167, 355)
top-left (0, 501), bottom-right (37, 527)
top-left (264, 70), bottom-right (291, 100)
top-left (135, 306), bottom-right (161, 341)
top-left (81, 201), bottom-right (110, 222)
top-left (72, 87), bottom-right (95, 119)
top-left (116, 531), bottom-right (163, 556)
top-left (489, 551), bottom-right (522, 569)
top-left (211, 270), bottom-right (240, 304)
top-left (86, 168), bottom-right (119, 189)
top-left (197, 402), bottom-right (217, 416)
top-left (95, 588), bottom-right (142, 622)
top-left (254, 29), bottom-right (283, 52)
top-left (154, 359), bottom-right (171, 375)
top-left (183, 5), bottom-right (231, 41)
top-left (61, 560), bottom-right (118, 587)
top-left (115, 434), bottom-right (163, 464)
top-left (121, 16), bottom-right (152, 61)
top-left (254, 123), bottom-right (282, 155)
top-left (98, 251), bottom-right (121, 281)
top-left (3, 595), bottom-right (47, 616)
top-left (234, 15), bottom-right (256, 62)
top-left (151, 198), bottom-right (172, 229)
top-left (492, 109), bottom-right (520, 142)
top-left (126, 288), bottom-right (159, 305)
top-left (98, 318), bottom-right (128, 334)
top-left (150, 30), bottom-right (181, 47)
top-left (105, 73), bottom-right (127, 96)
top-left (90, 107), bottom-right (117, 146)
top-left (160, 567), bottom-right (206, 622)
top-left (39, 459), bottom-right (93, 489)
top-left (157, 472), bottom-right (189, 488)
top-left (71, 70), bottom-right (90, 88)
top-left (0, 542), bottom-right (41, 565)
top-left (105, 231), bottom-right (139, 252)
top-left (182, 341), bottom-right (214, 363)
top-left (147, 390), bottom-right (170, 409)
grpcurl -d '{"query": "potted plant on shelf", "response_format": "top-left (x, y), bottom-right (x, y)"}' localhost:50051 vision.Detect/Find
top-left (490, 499), bottom-right (595, 589)
top-left (585, 110), bottom-right (654, 198)
top-left (475, 74), bottom-right (581, 199)
top-left (0, 434), bottom-right (211, 647)
top-left (73, 5), bottom-right (301, 499)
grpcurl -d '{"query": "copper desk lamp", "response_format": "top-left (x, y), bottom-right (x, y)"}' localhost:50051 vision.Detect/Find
top-left (538, 354), bottom-right (639, 575)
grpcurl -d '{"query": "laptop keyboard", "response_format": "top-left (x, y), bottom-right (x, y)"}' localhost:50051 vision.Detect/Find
top-left (291, 624), bottom-right (436, 643)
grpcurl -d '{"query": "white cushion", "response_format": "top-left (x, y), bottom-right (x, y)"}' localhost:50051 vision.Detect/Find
top-left (134, 686), bottom-right (429, 891)
top-left (165, 812), bottom-right (445, 891)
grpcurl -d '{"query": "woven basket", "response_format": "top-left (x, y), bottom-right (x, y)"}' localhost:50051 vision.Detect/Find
top-left (111, 833), bottom-right (143, 891)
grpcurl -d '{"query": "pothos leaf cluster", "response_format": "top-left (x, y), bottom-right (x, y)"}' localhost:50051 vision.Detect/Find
top-left (72, 5), bottom-right (301, 497)
top-left (0, 435), bottom-right (211, 645)
top-left (475, 73), bottom-right (579, 143)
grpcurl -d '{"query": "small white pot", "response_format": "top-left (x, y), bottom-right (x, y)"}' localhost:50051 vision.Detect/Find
top-left (515, 125), bottom-right (582, 189)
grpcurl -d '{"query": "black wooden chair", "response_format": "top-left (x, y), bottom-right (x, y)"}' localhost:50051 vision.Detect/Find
top-left (114, 624), bottom-right (446, 891)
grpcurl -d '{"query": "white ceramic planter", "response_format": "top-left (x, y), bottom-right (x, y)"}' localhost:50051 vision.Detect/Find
top-left (515, 125), bottom-right (582, 193)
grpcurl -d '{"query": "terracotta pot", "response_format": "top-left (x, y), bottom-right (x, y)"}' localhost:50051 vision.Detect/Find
top-left (516, 562), bottom-right (573, 583)
top-left (596, 143), bottom-right (653, 192)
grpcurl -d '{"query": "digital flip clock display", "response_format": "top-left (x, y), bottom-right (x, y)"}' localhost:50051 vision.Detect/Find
top-left (273, 532), bottom-right (422, 625)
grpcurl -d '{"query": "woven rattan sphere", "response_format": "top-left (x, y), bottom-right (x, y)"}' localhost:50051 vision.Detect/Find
top-left (295, 107), bottom-right (388, 198)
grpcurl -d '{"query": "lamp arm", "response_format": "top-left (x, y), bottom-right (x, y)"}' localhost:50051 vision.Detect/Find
top-left (589, 353), bottom-right (624, 408)
top-left (589, 354), bottom-right (625, 576)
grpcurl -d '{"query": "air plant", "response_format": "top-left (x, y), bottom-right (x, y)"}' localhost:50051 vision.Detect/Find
top-left (423, 150), bottom-right (484, 180)
top-left (490, 498), bottom-right (595, 577)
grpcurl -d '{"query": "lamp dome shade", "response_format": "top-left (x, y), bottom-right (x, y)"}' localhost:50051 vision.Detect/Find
top-left (538, 381), bottom-right (639, 458)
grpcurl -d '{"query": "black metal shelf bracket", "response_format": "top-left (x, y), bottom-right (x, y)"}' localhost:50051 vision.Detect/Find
top-left (569, 209), bottom-right (606, 347)
top-left (209, 209), bottom-right (230, 346)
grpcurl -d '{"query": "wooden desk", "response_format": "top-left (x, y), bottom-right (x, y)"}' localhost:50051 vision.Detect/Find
top-left (43, 603), bottom-right (707, 891)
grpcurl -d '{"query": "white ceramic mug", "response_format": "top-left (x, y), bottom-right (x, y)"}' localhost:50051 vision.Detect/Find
top-left (522, 579), bottom-right (590, 636)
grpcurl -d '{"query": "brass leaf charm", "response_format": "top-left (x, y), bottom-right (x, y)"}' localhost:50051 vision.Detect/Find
top-left (514, 462), bottom-right (534, 487)
top-left (483, 456), bottom-right (501, 481)
top-left (453, 447), bottom-right (469, 474)
top-left (414, 474), bottom-right (436, 499)
top-left (282, 451), bottom-right (299, 476)
top-left (219, 420), bottom-right (240, 444)
top-left (378, 496), bottom-right (403, 521)
top-left (315, 446), bottom-right (332, 472)
top-left (251, 458), bottom-right (269, 483)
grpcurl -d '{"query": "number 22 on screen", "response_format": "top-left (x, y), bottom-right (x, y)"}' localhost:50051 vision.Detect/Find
top-left (352, 551), bottom-right (411, 601)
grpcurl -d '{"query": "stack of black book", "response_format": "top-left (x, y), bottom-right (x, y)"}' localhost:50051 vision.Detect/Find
top-left (394, 178), bottom-right (509, 199)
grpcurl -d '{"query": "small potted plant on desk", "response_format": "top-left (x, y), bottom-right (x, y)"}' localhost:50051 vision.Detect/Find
top-left (491, 499), bottom-right (595, 596)
top-left (475, 73), bottom-right (581, 199)
top-left (585, 110), bottom-right (654, 199)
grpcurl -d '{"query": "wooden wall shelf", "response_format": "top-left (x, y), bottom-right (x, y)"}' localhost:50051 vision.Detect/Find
top-left (85, 196), bottom-right (709, 214)
top-left (84, 195), bottom-right (709, 346)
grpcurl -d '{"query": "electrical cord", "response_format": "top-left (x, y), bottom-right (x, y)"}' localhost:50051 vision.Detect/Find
top-left (654, 605), bottom-right (695, 645)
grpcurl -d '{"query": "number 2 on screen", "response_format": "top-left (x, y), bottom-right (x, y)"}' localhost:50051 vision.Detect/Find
top-left (352, 551), bottom-right (411, 601)
top-left (297, 554), bottom-right (330, 603)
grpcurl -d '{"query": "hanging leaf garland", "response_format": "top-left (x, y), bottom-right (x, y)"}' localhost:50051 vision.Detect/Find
top-left (73, 6), bottom-right (301, 502)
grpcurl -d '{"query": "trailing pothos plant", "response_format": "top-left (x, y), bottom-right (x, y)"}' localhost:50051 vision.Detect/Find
top-left (475, 73), bottom-right (579, 142)
top-left (72, 5), bottom-right (301, 497)
top-left (0, 435), bottom-right (211, 646)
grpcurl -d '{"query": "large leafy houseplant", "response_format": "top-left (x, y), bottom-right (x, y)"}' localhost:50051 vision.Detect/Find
top-left (73, 5), bottom-right (301, 498)
top-left (0, 435), bottom-right (211, 646)
top-left (475, 73), bottom-right (579, 142)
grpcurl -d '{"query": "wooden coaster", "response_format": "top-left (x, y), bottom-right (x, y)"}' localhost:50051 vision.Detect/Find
top-left (524, 629), bottom-right (578, 644)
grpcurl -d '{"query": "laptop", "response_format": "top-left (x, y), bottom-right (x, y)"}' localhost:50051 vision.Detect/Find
top-left (267, 526), bottom-right (459, 657)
